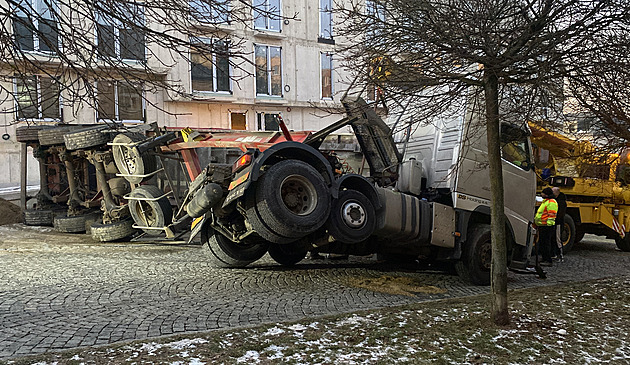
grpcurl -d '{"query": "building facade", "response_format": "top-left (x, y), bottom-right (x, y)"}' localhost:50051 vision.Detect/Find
top-left (0, 0), bottom-right (355, 188)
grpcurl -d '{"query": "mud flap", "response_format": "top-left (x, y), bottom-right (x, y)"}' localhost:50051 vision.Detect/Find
top-left (188, 216), bottom-right (208, 244)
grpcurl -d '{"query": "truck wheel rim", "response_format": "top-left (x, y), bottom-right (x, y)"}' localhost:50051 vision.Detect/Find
top-left (121, 147), bottom-right (137, 174)
top-left (342, 200), bottom-right (365, 228)
top-left (280, 174), bottom-right (317, 216)
top-left (135, 201), bottom-right (156, 225)
top-left (562, 222), bottom-right (571, 246)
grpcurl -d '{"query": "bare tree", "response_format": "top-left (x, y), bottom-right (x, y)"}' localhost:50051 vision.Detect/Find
top-left (0, 0), bottom-right (294, 125)
top-left (336, 0), bottom-right (630, 324)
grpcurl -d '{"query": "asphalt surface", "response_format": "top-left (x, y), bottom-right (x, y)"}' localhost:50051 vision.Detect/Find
top-left (1, 224), bottom-right (629, 360)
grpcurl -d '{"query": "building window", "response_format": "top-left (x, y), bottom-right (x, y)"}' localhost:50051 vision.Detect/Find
top-left (321, 53), bottom-right (333, 99)
top-left (96, 3), bottom-right (145, 61)
top-left (366, 0), bottom-right (385, 37)
top-left (189, 0), bottom-right (230, 24)
top-left (257, 112), bottom-right (280, 131)
top-left (191, 39), bottom-right (231, 93)
top-left (255, 45), bottom-right (282, 97)
top-left (253, 0), bottom-right (281, 32)
top-left (97, 81), bottom-right (144, 121)
top-left (319, 0), bottom-right (332, 39)
top-left (13, 0), bottom-right (58, 53)
top-left (15, 76), bottom-right (61, 120)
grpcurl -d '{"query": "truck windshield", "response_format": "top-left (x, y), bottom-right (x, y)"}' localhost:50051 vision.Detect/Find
top-left (501, 124), bottom-right (532, 171)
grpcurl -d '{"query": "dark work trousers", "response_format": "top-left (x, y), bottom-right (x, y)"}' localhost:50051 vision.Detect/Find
top-left (537, 225), bottom-right (555, 262)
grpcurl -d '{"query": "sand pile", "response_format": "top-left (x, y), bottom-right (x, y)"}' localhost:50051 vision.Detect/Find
top-left (0, 198), bottom-right (23, 225)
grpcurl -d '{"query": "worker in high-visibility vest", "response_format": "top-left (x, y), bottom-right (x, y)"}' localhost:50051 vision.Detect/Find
top-left (535, 187), bottom-right (558, 266)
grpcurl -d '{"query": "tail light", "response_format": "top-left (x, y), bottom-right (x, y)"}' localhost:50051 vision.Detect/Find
top-left (233, 153), bottom-right (252, 173)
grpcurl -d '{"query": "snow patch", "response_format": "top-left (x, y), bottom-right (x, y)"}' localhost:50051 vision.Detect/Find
top-left (265, 345), bottom-right (286, 359)
top-left (287, 324), bottom-right (308, 332)
top-left (166, 338), bottom-right (209, 350)
top-left (237, 350), bottom-right (260, 363)
top-left (263, 326), bottom-right (285, 336)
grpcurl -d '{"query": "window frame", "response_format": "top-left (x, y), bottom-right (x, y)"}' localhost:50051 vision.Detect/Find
top-left (253, 0), bottom-right (282, 32)
top-left (13, 0), bottom-right (60, 54)
top-left (254, 44), bottom-right (283, 97)
top-left (14, 75), bottom-right (62, 121)
top-left (500, 124), bottom-right (532, 171)
top-left (365, 0), bottom-right (385, 38)
top-left (95, 3), bottom-right (146, 62)
top-left (319, 0), bottom-right (332, 40)
top-left (190, 37), bottom-right (232, 94)
top-left (320, 52), bottom-right (333, 99)
top-left (96, 80), bottom-right (145, 123)
top-left (256, 111), bottom-right (282, 131)
top-left (189, 0), bottom-right (231, 24)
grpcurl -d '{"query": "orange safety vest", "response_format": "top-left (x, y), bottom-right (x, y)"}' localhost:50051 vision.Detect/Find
top-left (535, 198), bottom-right (558, 226)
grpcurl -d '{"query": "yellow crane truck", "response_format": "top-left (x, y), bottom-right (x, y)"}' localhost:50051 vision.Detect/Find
top-left (530, 124), bottom-right (630, 252)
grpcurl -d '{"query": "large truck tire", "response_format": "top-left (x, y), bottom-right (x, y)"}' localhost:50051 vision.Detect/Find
top-left (64, 126), bottom-right (109, 150)
top-left (246, 160), bottom-right (330, 242)
top-left (17, 126), bottom-right (52, 143)
top-left (91, 219), bottom-right (137, 242)
top-left (455, 224), bottom-right (492, 286)
top-left (560, 215), bottom-right (576, 253)
top-left (53, 213), bottom-right (90, 233)
top-left (326, 190), bottom-right (376, 244)
top-left (268, 242), bottom-right (307, 266)
top-left (245, 192), bottom-right (295, 244)
top-left (615, 233), bottom-right (630, 252)
top-left (23, 209), bottom-right (54, 226)
top-left (202, 227), bottom-right (269, 268)
top-left (112, 133), bottom-right (157, 184)
top-left (38, 126), bottom-right (77, 146)
top-left (128, 185), bottom-right (172, 236)
top-left (83, 212), bottom-right (103, 235)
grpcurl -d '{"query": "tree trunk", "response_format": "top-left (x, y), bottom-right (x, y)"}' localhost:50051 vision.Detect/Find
top-left (483, 70), bottom-right (509, 326)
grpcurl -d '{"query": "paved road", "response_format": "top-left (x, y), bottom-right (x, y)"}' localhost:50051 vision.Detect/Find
top-left (1, 224), bottom-right (629, 359)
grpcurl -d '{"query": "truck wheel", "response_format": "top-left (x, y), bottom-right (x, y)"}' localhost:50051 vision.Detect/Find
top-left (327, 190), bottom-right (375, 244)
top-left (64, 126), bottom-right (109, 150)
top-left (91, 219), bottom-right (137, 242)
top-left (615, 233), bottom-right (630, 252)
top-left (54, 213), bottom-right (90, 233)
top-left (83, 212), bottom-right (103, 234)
top-left (249, 160), bottom-right (330, 240)
top-left (23, 209), bottom-right (54, 226)
top-left (244, 196), bottom-right (295, 244)
top-left (455, 224), bottom-right (492, 286)
top-left (560, 215), bottom-right (576, 253)
top-left (268, 242), bottom-right (307, 266)
top-left (202, 228), bottom-right (269, 268)
top-left (38, 126), bottom-right (77, 146)
top-left (17, 126), bottom-right (52, 143)
top-left (112, 133), bottom-right (157, 184)
top-left (128, 185), bottom-right (172, 236)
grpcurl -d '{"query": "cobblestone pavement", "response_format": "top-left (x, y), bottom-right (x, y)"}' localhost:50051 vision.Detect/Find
top-left (1, 224), bottom-right (629, 359)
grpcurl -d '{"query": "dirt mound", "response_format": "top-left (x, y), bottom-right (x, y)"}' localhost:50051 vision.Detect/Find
top-left (0, 198), bottom-right (23, 225)
top-left (347, 275), bottom-right (448, 297)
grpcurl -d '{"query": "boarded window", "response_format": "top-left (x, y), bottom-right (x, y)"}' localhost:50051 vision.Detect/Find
top-left (321, 53), bottom-right (333, 98)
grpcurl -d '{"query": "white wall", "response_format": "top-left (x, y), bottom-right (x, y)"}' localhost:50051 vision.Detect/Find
top-left (0, 0), bottom-right (357, 189)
